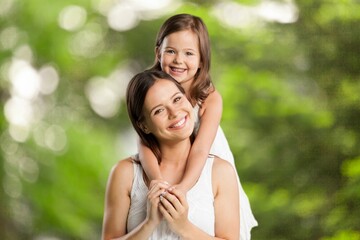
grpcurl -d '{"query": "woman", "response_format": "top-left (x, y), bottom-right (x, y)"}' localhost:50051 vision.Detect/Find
top-left (101, 70), bottom-right (239, 239)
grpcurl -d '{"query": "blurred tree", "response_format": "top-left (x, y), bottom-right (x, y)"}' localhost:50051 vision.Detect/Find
top-left (0, 0), bottom-right (359, 239)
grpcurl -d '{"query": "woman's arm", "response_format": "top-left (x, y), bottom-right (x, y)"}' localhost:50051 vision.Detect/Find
top-left (137, 137), bottom-right (163, 184)
top-left (212, 157), bottom-right (240, 239)
top-left (101, 159), bottom-right (163, 240)
top-left (180, 90), bottom-right (223, 191)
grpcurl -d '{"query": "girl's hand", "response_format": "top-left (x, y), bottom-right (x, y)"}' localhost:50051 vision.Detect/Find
top-left (146, 181), bottom-right (169, 225)
top-left (149, 179), bottom-right (169, 189)
top-left (170, 183), bottom-right (189, 194)
top-left (158, 187), bottom-right (190, 235)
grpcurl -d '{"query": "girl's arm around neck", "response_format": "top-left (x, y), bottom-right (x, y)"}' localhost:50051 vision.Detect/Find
top-left (180, 90), bottom-right (223, 191)
top-left (137, 137), bottom-right (163, 183)
top-left (101, 159), bottom-right (158, 240)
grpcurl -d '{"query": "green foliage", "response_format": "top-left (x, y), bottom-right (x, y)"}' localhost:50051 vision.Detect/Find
top-left (0, 0), bottom-right (359, 239)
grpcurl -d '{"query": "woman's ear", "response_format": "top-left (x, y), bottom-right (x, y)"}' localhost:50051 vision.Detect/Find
top-left (138, 122), bottom-right (150, 134)
top-left (155, 47), bottom-right (161, 62)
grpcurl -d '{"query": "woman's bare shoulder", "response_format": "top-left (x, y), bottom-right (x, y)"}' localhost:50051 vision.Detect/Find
top-left (212, 157), bottom-right (237, 182)
top-left (108, 157), bottom-right (135, 187)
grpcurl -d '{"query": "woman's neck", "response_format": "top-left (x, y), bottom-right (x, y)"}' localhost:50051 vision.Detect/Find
top-left (158, 139), bottom-right (191, 185)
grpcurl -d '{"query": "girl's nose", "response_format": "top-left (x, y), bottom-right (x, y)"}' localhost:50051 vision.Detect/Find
top-left (173, 53), bottom-right (182, 64)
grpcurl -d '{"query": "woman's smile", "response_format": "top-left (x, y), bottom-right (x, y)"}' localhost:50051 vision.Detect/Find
top-left (168, 116), bottom-right (187, 129)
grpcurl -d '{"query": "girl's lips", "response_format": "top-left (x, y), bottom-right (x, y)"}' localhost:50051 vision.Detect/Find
top-left (169, 116), bottom-right (186, 129)
top-left (170, 67), bottom-right (186, 73)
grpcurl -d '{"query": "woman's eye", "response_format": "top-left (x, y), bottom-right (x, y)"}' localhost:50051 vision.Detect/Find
top-left (174, 96), bottom-right (182, 103)
top-left (154, 108), bottom-right (164, 115)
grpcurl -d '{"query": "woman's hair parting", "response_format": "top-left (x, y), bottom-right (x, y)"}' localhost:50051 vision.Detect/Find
top-left (151, 13), bottom-right (213, 106)
top-left (126, 70), bottom-right (185, 163)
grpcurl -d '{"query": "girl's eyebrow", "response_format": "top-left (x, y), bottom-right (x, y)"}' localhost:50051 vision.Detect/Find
top-left (164, 46), bottom-right (196, 52)
top-left (149, 91), bottom-right (181, 114)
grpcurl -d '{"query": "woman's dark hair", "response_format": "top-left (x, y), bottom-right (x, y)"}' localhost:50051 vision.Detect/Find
top-left (151, 13), bottom-right (213, 106)
top-left (126, 70), bottom-right (186, 163)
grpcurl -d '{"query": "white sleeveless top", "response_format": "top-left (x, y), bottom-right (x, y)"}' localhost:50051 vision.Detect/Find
top-left (127, 156), bottom-right (215, 239)
top-left (194, 104), bottom-right (258, 240)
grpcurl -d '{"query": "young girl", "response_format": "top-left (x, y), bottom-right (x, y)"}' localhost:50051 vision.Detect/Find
top-left (138, 13), bottom-right (258, 239)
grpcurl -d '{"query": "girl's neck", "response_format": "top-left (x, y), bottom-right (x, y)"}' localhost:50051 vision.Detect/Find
top-left (181, 81), bottom-right (192, 96)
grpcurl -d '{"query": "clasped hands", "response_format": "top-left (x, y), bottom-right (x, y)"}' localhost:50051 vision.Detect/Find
top-left (147, 180), bottom-right (190, 235)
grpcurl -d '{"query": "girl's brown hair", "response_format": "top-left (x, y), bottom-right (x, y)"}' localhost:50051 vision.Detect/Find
top-left (151, 13), bottom-right (213, 106)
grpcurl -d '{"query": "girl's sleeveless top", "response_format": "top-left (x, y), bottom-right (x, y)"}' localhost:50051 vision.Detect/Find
top-left (194, 105), bottom-right (258, 240)
top-left (126, 156), bottom-right (215, 239)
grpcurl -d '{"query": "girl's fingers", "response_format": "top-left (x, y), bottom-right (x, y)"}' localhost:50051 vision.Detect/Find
top-left (149, 180), bottom-right (169, 190)
top-left (147, 181), bottom-right (169, 199)
top-left (148, 187), bottom-right (165, 201)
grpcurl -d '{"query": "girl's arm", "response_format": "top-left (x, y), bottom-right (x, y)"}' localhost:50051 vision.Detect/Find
top-left (179, 89), bottom-right (223, 191)
top-left (137, 137), bottom-right (163, 183)
top-left (101, 159), bottom-right (161, 240)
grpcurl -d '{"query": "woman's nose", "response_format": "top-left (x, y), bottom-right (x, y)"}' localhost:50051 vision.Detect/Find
top-left (168, 106), bottom-right (178, 119)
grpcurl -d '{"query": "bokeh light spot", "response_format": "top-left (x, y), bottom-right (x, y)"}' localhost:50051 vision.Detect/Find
top-left (9, 59), bottom-right (40, 100)
top-left (19, 157), bottom-right (39, 183)
top-left (4, 96), bottom-right (34, 127)
top-left (107, 3), bottom-right (138, 31)
top-left (0, 0), bottom-right (15, 17)
top-left (58, 5), bottom-right (87, 31)
top-left (38, 65), bottom-right (59, 95)
top-left (44, 125), bottom-right (67, 152)
top-left (69, 23), bottom-right (104, 58)
top-left (3, 174), bottom-right (22, 198)
top-left (0, 26), bottom-right (19, 50)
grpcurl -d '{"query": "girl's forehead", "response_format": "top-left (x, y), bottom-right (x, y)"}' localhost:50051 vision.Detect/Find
top-left (164, 30), bottom-right (199, 46)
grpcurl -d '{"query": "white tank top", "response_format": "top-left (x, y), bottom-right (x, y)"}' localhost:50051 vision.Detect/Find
top-left (127, 156), bottom-right (215, 239)
top-left (193, 104), bottom-right (258, 240)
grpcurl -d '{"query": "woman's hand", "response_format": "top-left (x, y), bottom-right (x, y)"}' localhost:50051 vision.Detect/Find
top-left (158, 187), bottom-right (190, 235)
top-left (146, 180), bottom-right (169, 226)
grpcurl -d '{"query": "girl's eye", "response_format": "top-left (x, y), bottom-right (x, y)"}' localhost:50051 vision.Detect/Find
top-left (165, 49), bottom-right (175, 54)
top-left (186, 52), bottom-right (194, 56)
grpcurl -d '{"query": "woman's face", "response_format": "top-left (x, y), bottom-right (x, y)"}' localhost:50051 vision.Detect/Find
top-left (141, 79), bottom-right (194, 143)
top-left (157, 30), bottom-right (201, 90)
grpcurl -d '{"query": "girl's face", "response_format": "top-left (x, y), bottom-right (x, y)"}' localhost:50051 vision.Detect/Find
top-left (157, 30), bottom-right (201, 90)
top-left (141, 79), bottom-right (194, 143)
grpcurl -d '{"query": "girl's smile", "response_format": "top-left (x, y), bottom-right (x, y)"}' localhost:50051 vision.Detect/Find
top-left (158, 29), bottom-right (201, 90)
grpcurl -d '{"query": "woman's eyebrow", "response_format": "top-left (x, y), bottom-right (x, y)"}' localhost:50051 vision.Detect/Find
top-left (149, 91), bottom-right (181, 114)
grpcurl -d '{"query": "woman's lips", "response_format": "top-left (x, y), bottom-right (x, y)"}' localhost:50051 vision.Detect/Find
top-left (169, 116), bottom-right (186, 129)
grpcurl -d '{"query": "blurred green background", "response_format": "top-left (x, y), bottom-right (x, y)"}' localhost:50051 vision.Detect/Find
top-left (1, 0), bottom-right (359, 239)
